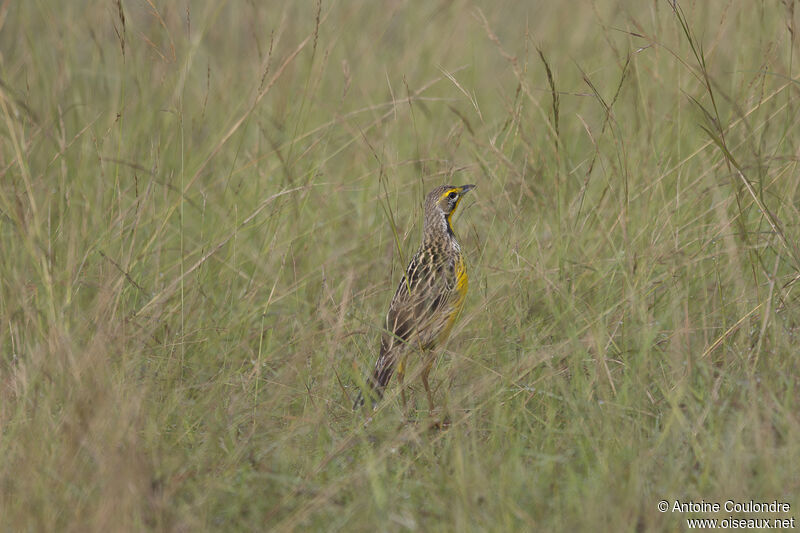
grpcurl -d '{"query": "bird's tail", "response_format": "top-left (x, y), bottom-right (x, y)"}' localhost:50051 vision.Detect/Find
top-left (353, 351), bottom-right (395, 410)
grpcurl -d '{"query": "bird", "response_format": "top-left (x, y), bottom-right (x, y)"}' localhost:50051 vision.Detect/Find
top-left (354, 184), bottom-right (476, 413)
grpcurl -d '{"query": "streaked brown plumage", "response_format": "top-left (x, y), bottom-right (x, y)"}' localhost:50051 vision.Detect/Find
top-left (354, 184), bottom-right (475, 411)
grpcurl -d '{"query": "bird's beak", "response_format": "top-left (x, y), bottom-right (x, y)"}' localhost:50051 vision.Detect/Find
top-left (459, 184), bottom-right (476, 194)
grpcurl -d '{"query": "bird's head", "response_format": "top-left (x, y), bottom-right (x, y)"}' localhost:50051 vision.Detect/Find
top-left (424, 184), bottom-right (476, 234)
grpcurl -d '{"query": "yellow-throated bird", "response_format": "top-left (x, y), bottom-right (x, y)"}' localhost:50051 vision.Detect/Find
top-left (354, 184), bottom-right (475, 411)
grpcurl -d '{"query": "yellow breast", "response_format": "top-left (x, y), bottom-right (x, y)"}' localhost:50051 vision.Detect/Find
top-left (446, 254), bottom-right (469, 330)
top-left (455, 254), bottom-right (468, 304)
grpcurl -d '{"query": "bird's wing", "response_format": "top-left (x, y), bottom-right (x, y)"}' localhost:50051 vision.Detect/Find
top-left (384, 247), bottom-right (457, 352)
top-left (367, 247), bottom-right (459, 396)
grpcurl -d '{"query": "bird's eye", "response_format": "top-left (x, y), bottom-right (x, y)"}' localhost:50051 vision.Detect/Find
top-left (448, 191), bottom-right (458, 199)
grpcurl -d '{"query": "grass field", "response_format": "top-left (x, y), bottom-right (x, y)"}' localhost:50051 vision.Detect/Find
top-left (2, 1), bottom-right (800, 530)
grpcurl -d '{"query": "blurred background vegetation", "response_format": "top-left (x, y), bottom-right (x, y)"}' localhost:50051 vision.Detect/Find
top-left (1, 0), bottom-right (799, 530)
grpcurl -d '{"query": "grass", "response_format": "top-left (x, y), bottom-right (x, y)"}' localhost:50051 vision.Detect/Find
top-left (2, 1), bottom-right (799, 530)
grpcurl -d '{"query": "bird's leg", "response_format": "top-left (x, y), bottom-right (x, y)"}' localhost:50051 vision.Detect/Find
top-left (397, 356), bottom-right (407, 414)
top-left (421, 360), bottom-right (435, 414)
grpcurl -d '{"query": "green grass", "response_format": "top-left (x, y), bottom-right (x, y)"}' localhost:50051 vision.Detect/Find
top-left (2, 1), bottom-right (800, 531)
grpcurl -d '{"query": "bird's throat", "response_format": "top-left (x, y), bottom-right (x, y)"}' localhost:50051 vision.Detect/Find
top-left (444, 211), bottom-right (456, 237)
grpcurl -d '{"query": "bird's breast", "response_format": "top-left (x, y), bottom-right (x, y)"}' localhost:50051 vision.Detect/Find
top-left (454, 253), bottom-right (468, 301)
